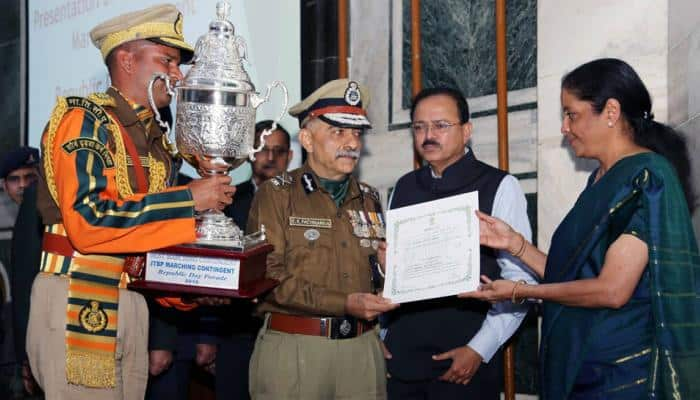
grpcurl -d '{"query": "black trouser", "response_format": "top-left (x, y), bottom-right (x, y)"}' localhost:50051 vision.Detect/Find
top-left (387, 359), bottom-right (501, 400)
top-left (215, 332), bottom-right (257, 399)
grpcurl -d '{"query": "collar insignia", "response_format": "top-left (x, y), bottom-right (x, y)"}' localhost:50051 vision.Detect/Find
top-left (301, 173), bottom-right (317, 194)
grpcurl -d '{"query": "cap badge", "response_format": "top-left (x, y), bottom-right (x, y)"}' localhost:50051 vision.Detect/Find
top-left (344, 81), bottom-right (361, 106)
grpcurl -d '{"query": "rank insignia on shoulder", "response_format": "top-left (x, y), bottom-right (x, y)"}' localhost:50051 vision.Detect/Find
top-left (301, 173), bottom-right (318, 194)
top-left (271, 172), bottom-right (294, 188)
top-left (79, 300), bottom-right (109, 333)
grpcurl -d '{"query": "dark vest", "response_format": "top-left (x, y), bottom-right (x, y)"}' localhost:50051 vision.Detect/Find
top-left (385, 150), bottom-right (506, 381)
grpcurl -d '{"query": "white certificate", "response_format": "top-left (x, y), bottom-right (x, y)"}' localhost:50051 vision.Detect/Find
top-left (384, 191), bottom-right (480, 303)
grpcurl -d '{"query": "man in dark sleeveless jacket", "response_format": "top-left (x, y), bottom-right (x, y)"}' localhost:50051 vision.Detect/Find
top-left (383, 87), bottom-right (535, 399)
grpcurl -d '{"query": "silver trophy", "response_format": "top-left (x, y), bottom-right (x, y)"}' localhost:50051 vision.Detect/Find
top-left (147, 1), bottom-right (288, 248)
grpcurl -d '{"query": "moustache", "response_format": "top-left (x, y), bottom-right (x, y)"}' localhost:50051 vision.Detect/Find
top-left (336, 149), bottom-right (360, 159)
top-left (421, 140), bottom-right (441, 149)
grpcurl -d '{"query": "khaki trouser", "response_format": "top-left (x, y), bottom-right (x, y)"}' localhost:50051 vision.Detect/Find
top-left (249, 314), bottom-right (387, 400)
top-left (26, 273), bottom-right (148, 400)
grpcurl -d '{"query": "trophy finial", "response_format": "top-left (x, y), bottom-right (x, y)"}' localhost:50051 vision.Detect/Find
top-left (216, 1), bottom-right (230, 21)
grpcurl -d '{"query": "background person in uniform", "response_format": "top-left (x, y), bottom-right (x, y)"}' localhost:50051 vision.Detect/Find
top-left (26, 4), bottom-right (234, 399)
top-left (216, 120), bottom-right (293, 400)
top-left (462, 58), bottom-right (700, 399)
top-left (247, 79), bottom-right (398, 400)
top-left (1, 147), bottom-right (40, 205)
top-left (0, 147), bottom-right (43, 397)
top-left (380, 87), bottom-right (535, 400)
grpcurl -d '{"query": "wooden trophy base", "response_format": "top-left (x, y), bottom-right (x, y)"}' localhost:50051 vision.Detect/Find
top-left (128, 242), bottom-right (276, 298)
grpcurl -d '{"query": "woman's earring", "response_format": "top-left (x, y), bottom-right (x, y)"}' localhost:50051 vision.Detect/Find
top-left (607, 120), bottom-right (613, 128)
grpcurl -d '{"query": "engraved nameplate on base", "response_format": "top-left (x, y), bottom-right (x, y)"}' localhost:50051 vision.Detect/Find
top-left (128, 243), bottom-right (276, 298)
top-left (145, 252), bottom-right (241, 290)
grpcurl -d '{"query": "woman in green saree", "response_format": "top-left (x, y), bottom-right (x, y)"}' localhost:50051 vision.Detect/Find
top-left (461, 58), bottom-right (700, 399)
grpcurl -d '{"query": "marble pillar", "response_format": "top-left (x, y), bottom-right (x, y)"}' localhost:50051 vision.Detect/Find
top-left (668, 0), bottom-right (700, 238)
top-left (537, 0), bottom-right (670, 249)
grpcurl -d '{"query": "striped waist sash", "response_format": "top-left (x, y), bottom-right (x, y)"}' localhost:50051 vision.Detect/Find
top-left (40, 224), bottom-right (124, 388)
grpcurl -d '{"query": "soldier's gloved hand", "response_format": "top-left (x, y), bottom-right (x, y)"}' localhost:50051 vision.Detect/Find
top-left (149, 349), bottom-right (173, 376)
top-left (345, 292), bottom-right (399, 321)
top-left (187, 175), bottom-right (235, 211)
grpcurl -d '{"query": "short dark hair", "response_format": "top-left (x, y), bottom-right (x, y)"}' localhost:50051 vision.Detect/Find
top-left (410, 87), bottom-right (470, 123)
top-left (254, 120), bottom-right (291, 148)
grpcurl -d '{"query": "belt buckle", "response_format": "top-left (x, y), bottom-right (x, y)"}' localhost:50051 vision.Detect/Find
top-left (329, 317), bottom-right (357, 339)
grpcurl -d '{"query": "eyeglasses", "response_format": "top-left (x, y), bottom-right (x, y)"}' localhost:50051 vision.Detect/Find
top-left (411, 120), bottom-right (460, 135)
top-left (258, 146), bottom-right (289, 158)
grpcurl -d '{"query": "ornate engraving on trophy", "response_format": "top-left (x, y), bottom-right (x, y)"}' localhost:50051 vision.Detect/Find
top-left (147, 1), bottom-right (288, 248)
top-left (176, 102), bottom-right (256, 167)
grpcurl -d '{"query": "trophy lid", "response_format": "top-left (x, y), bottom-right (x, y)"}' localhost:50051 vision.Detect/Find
top-left (182, 2), bottom-right (254, 92)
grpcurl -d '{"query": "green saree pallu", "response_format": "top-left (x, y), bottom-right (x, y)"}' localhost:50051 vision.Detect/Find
top-left (540, 152), bottom-right (700, 399)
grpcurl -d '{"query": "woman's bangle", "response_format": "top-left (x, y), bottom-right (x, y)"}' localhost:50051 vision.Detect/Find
top-left (511, 279), bottom-right (527, 304)
top-left (510, 233), bottom-right (527, 258)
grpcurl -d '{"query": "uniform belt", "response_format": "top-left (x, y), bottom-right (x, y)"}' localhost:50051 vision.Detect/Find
top-left (268, 313), bottom-right (375, 340)
top-left (42, 232), bottom-right (75, 257)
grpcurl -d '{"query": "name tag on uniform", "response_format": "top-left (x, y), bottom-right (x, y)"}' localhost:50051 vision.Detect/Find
top-left (289, 216), bottom-right (332, 229)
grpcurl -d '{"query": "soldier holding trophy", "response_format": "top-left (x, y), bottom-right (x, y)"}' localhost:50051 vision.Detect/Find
top-left (26, 4), bottom-right (234, 399)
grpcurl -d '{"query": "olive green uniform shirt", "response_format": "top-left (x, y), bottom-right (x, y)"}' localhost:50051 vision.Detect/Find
top-left (248, 162), bottom-right (384, 317)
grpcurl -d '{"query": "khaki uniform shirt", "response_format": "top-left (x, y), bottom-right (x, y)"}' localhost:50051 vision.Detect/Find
top-left (248, 163), bottom-right (385, 317)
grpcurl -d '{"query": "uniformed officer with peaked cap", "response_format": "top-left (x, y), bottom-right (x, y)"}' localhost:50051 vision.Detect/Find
top-left (247, 78), bottom-right (398, 400)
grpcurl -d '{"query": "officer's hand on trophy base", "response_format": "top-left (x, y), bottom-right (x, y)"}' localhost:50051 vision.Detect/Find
top-left (345, 292), bottom-right (399, 321)
top-left (149, 349), bottom-right (174, 376)
top-left (187, 175), bottom-right (235, 211)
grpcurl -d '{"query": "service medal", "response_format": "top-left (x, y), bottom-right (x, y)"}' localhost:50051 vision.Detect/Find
top-left (358, 211), bottom-right (371, 238)
top-left (348, 210), bottom-right (363, 237)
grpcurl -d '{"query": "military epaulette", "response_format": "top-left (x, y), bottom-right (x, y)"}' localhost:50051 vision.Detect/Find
top-left (270, 172), bottom-right (294, 189)
top-left (359, 182), bottom-right (380, 203)
top-left (63, 94), bottom-right (113, 127)
top-left (87, 92), bottom-right (117, 108)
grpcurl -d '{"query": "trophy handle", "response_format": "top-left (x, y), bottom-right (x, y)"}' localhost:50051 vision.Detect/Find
top-left (234, 36), bottom-right (248, 62)
top-left (148, 73), bottom-right (179, 156)
top-left (249, 81), bottom-right (289, 161)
